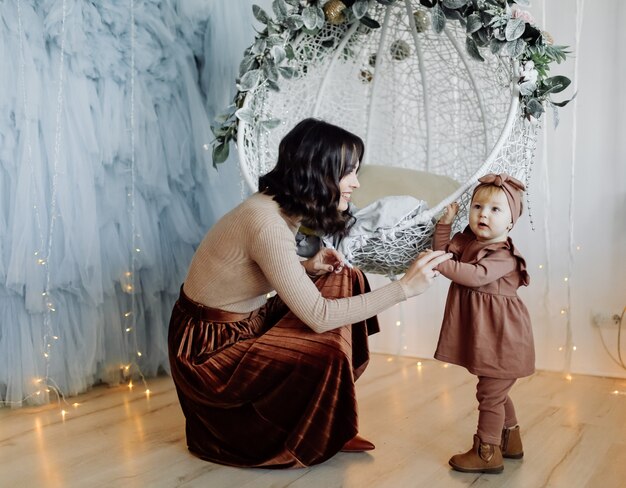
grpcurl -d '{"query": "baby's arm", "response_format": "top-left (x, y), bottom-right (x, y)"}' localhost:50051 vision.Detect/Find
top-left (438, 249), bottom-right (518, 287)
top-left (433, 203), bottom-right (459, 251)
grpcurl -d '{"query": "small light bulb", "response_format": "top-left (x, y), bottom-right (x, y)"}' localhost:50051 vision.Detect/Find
top-left (126, 327), bottom-right (132, 332)
top-left (124, 312), bottom-right (132, 317)
top-left (128, 380), bottom-right (134, 390)
top-left (61, 410), bottom-right (67, 418)
top-left (560, 309), bottom-right (566, 315)
top-left (137, 351), bottom-right (142, 357)
top-left (203, 143), bottom-right (210, 151)
top-left (417, 361), bottom-right (422, 367)
top-left (564, 277), bottom-right (569, 282)
top-left (395, 321), bottom-right (401, 326)
top-left (565, 374), bottom-right (572, 381)
top-left (538, 264), bottom-right (544, 269)
top-left (572, 346), bottom-right (577, 351)
top-left (72, 403), bottom-right (80, 408)
top-left (386, 357), bottom-right (393, 362)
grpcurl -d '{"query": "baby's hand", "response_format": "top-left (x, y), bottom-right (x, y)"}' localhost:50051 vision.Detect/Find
top-left (439, 203), bottom-right (459, 225)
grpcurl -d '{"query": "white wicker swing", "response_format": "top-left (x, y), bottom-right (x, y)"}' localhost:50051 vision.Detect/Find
top-left (236, 1), bottom-right (538, 276)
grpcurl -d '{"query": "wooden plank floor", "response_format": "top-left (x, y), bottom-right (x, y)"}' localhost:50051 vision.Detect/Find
top-left (2, 354), bottom-right (625, 488)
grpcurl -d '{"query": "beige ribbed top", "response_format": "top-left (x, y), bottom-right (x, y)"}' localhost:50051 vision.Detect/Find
top-left (183, 192), bottom-right (408, 333)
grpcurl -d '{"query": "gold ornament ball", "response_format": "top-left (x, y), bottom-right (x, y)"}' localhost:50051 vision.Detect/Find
top-left (323, 0), bottom-right (347, 25)
top-left (413, 10), bottom-right (430, 33)
top-left (390, 39), bottom-right (411, 61)
top-left (359, 69), bottom-right (373, 83)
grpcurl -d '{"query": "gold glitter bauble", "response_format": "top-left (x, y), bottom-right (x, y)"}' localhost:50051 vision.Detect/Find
top-left (359, 69), bottom-right (373, 83)
top-left (413, 10), bottom-right (430, 33)
top-left (390, 39), bottom-right (411, 61)
top-left (541, 30), bottom-right (554, 45)
top-left (323, 0), bottom-right (347, 25)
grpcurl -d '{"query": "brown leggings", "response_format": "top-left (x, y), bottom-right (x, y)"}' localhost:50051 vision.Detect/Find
top-left (476, 376), bottom-right (518, 445)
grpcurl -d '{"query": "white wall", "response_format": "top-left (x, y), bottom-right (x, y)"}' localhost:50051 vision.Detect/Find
top-left (369, 0), bottom-right (626, 378)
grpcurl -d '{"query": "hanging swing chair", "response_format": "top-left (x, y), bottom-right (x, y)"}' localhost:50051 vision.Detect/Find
top-left (215, 0), bottom-right (571, 276)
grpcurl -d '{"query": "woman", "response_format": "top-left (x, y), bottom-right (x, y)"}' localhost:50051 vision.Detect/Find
top-left (168, 118), bottom-right (451, 468)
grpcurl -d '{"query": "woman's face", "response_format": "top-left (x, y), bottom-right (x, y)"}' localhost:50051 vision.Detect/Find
top-left (338, 162), bottom-right (360, 212)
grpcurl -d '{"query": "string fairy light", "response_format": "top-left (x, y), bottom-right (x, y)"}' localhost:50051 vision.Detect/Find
top-left (3, 0), bottom-right (69, 410)
top-left (121, 0), bottom-right (150, 397)
top-left (561, 0), bottom-right (585, 377)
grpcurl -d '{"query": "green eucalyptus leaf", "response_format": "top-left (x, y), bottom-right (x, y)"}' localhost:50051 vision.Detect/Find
top-left (285, 43), bottom-right (296, 60)
top-left (353, 0), bottom-right (369, 19)
top-left (278, 66), bottom-right (298, 79)
top-left (302, 6), bottom-right (319, 30)
top-left (526, 98), bottom-right (544, 117)
top-left (551, 91), bottom-right (577, 107)
top-left (284, 0), bottom-right (299, 5)
top-left (442, 5), bottom-right (463, 21)
top-left (466, 37), bottom-right (485, 61)
top-left (239, 55), bottom-right (258, 77)
top-left (237, 69), bottom-right (262, 92)
top-left (272, 0), bottom-right (289, 19)
top-left (214, 113), bottom-right (231, 124)
top-left (443, 0), bottom-right (469, 9)
top-left (505, 18), bottom-right (526, 41)
top-left (466, 14), bottom-right (482, 33)
top-left (420, 0), bottom-right (437, 7)
top-left (519, 80), bottom-right (536, 96)
top-left (260, 118), bottom-right (282, 130)
top-left (251, 38), bottom-right (267, 55)
top-left (212, 141), bottom-right (230, 165)
top-left (271, 45), bottom-right (286, 64)
top-left (541, 75), bottom-right (571, 94)
top-left (489, 38), bottom-right (505, 54)
top-left (432, 4), bottom-right (446, 33)
top-left (284, 15), bottom-right (304, 31)
top-left (266, 35), bottom-right (284, 47)
top-left (475, 28), bottom-right (490, 47)
top-left (513, 0), bottom-right (531, 6)
top-left (263, 60), bottom-right (279, 82)
top-left (252, 5), bottom-right (270, 24)
top-left (235, 107), bottom-right (255, 124)
top-left (267, 80), bottom-right (280, 91)
top-left (506, 38), bottom-right (526, 58)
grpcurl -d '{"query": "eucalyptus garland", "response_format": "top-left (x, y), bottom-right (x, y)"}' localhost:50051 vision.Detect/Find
top-left (211, 0), bottom-right (572, 165)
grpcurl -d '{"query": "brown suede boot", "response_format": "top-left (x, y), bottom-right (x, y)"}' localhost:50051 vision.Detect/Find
top-left (449, 435), bottom-right (504, 474)
top-left (501, 425), bottom-right (524, 459)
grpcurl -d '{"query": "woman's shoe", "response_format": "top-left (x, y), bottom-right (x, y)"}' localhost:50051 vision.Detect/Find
top-left (341, 434), bottom-right (375, 452)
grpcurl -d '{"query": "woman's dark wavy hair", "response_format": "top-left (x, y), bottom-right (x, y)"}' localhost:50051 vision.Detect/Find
top-left (258, 118), bottom-right (363, 236)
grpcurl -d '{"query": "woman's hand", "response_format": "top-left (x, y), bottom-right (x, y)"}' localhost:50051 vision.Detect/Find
top-left (439, 202), bottom-right (459, 225)
top-left (302, 247), bottom-right (348, 277)
top-left (399, 250), bottom-right (452, 297)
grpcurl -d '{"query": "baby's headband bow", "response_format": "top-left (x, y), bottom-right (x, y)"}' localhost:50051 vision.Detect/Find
top-left (473, 173), bottom-right (526, 225)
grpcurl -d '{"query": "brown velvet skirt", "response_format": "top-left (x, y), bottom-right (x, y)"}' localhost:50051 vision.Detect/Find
top-left (168, 267), bottom-right (379, 468)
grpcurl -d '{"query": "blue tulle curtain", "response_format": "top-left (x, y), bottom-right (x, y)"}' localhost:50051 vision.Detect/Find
top-left (0, 0), bottom-right (255, 406)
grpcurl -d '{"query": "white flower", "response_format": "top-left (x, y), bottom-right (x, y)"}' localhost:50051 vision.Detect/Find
top-left (511, 6), bottom-right (534, 24)
top-left (520, 61), bottom-right (538, 84)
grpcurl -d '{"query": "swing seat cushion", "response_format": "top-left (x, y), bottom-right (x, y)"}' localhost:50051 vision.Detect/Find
top-left (352, 165), bottom-right (461, 209)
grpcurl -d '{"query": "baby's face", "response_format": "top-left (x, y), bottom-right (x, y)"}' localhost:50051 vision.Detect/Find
top-left (468, 187), bottom-right (512, 244)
